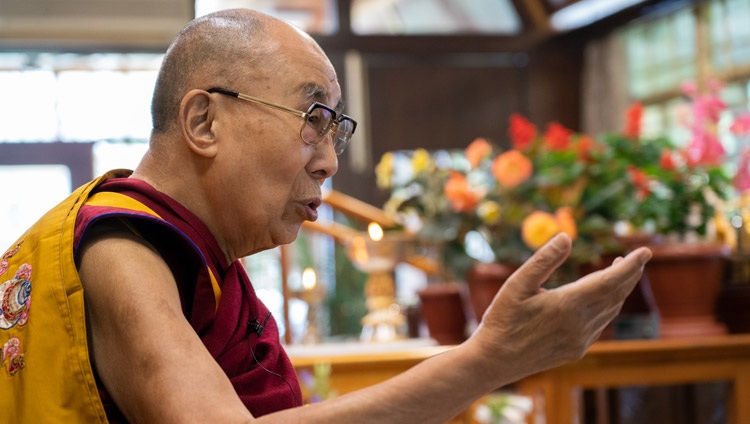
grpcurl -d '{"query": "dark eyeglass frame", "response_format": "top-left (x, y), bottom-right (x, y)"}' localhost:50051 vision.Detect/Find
top-left (207, 87), bottom-right (357, 155)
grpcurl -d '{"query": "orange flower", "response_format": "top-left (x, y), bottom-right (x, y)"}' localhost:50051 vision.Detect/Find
top-left (444, 172), bottom-right (480, 212)
top-left (576, 135), bottom-right (595, 161)
top-left (555, 207), bottom-right (577, 241)
top-left (623, 102), bottom-right (643, 139)
top-left (543, 122), bottom-right (572, 150)
top-left (465, 137), bottom-right (492, 169)
top-left (508, 114), bottom-right (537, 150)
top-left (492, 150), bottom-right (533, 189)
top-left (521, 211), bottom-right (560, 250)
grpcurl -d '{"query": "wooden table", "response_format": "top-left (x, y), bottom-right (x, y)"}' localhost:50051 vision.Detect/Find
top-left (288, 340), bottom-right (476, 422)
top-left (288, 334), bottom-right (750, 423)
top-left (516, 334), bottom-right (750, 424)
top-left (288, 340), bottom-right (452, 395)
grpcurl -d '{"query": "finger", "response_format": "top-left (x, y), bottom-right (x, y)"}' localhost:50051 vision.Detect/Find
top-left (503, 233), bottom-right (572, 299)
top-left (607, 247), bottom-right (651, 281)
top-left (571, 247), bottom-right (652, 297)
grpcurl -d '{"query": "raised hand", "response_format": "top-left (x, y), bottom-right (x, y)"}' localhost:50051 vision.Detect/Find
top-left (467, 233), bottom-right (652, 384)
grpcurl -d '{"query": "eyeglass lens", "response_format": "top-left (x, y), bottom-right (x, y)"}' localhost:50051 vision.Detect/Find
top-left (300, 105), bottom-right (354, 154)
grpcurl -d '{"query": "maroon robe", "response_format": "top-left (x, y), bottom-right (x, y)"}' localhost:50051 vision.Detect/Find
top-left (74, 175), bottom-right (301, 421)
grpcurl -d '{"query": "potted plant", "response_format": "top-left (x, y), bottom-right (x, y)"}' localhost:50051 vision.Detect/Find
top-left (375, 119), bottom-right (626, 321)
top-left (603, 81), bottom-right (736, 338)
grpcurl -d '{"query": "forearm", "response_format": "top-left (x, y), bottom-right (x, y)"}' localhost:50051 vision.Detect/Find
top-left (256, 343), bottom-right (501, 424)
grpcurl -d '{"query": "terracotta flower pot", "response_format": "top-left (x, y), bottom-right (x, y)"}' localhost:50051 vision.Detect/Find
top-left (645, 243), bottom-right (729, 338)
top-left (417, 283), bottom-right (467, 345)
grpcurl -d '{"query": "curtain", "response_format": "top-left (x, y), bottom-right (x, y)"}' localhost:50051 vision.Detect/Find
top-left (581, 31), bottom-right (631, 136)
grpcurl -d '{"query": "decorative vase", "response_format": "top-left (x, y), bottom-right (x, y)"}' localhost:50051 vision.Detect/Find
top-left (465, 262), bottom-right (516, 321)
top-left (416, 283), bottom-right (468, 345)
top-left (645, 243), bottom-right (730, 338)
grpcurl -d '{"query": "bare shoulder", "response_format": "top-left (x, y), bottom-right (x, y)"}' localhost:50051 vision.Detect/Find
top-left (78, 218), bottom-right (181, 309)
top-left (77, 219), bottom-right (251, 422)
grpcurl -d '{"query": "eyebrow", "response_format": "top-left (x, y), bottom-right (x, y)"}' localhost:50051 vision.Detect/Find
top-left (300, 82), bottom-right (345, 114)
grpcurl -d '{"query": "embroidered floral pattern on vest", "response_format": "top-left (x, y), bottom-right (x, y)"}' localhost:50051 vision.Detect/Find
top-left (0, 263), bottom-right (32, 329)
top-left (0, 241), bottom-right (23, 277)
top-left (1, 337), bottom-right (25, 375)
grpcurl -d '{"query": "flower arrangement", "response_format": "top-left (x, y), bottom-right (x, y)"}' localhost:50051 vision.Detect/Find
top-left (610, 80), bottom-right (735, 243)
top-left (375, 80), bottom-right (740, 280)
top-left (375, 118), bottom-right (622, 278)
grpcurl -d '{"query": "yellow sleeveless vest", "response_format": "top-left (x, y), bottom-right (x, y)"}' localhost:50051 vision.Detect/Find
top-left (0, 170), bottom-right (154, 423)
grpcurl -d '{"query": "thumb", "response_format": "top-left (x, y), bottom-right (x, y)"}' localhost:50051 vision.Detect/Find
top-left (502, 233), bottom-right (572, 299)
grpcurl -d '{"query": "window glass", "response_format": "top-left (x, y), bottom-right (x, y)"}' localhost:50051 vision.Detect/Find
top-left (0, 165), bottom-right (71, 249)
top-left (0, 53), bottom-right (161, 144)
top-left (709, 0), bottom-right (750, 72)
top-left (0, 71), bottom-right (58, 142)
top-left (625, 8), bottom-right (696, 100)
top-left (351, 0), bottom-right (521, 35)
top-left (195, 0), bottom-right (339, 34)
top-left (57, 70), bottom-right (156, 142)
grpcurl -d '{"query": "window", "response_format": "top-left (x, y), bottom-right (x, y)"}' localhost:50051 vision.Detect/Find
top-left (195, 0), bottom-right (339, 34)
top-left (621, 0), bottom-right (750, 159)
top-left (350, 0), bottom-right (521, 35)
top-left (624, 7), bottom-right (696, 101)
top-left (0, 53), bottom-right (161, 143)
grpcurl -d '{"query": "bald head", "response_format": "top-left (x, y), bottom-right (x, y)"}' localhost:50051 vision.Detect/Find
top-left (150, 9), bottom-right (280, 134)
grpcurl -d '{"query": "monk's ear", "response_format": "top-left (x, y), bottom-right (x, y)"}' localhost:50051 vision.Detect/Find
top-left (178, 89), bottom-right (219, 158)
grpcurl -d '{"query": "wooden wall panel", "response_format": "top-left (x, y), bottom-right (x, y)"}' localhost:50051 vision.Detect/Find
top-left (331, 40), bottom-right (584, 208)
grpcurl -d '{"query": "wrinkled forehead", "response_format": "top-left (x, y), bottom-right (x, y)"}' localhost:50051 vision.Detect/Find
top-left (298, 80), bottom-right (344, 114)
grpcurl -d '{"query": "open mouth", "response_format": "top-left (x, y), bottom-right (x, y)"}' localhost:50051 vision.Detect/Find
top-left (304, 198), bottom-right (321, 221)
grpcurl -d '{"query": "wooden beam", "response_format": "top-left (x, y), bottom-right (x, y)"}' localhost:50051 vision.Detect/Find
top-left (322, 189), bottom-right (399, 228)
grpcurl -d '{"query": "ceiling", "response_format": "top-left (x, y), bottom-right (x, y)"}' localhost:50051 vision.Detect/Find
top-left (0, 0), bottom-right (671, 51)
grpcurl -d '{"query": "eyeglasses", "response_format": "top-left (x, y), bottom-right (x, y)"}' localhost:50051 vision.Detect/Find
top-left (207, 87), bottom-right (357, 155)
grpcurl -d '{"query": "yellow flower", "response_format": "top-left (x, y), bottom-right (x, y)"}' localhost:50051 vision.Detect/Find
top-left (521, 211), bottom-right (560, 250)
top-left (375, 152), bottom-right (394, 188)
top-left (478, 201), bottom-right (502, 225)
top-left (412, 148), bottom-right (433, 173)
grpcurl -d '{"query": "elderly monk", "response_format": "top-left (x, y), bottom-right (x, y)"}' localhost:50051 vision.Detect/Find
top-left (0, 8), bottom-right (652, 423)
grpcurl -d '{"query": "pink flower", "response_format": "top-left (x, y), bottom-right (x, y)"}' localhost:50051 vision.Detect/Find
top-left (731, 113), bottom-right (750, 136)
top-left (734, 148), bottom-right (750, 192)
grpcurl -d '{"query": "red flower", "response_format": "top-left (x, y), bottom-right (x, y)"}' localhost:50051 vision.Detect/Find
top-left (623, 102), bottom-right (643, 139)
top-left (660, 150), bottom-right (676, 171)
top-left (508, 114), bottom-right (537, 150)
top-left (627, 165), bottom-right (650, 199)
top-left (543, 122), bottom-right (572, 150)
